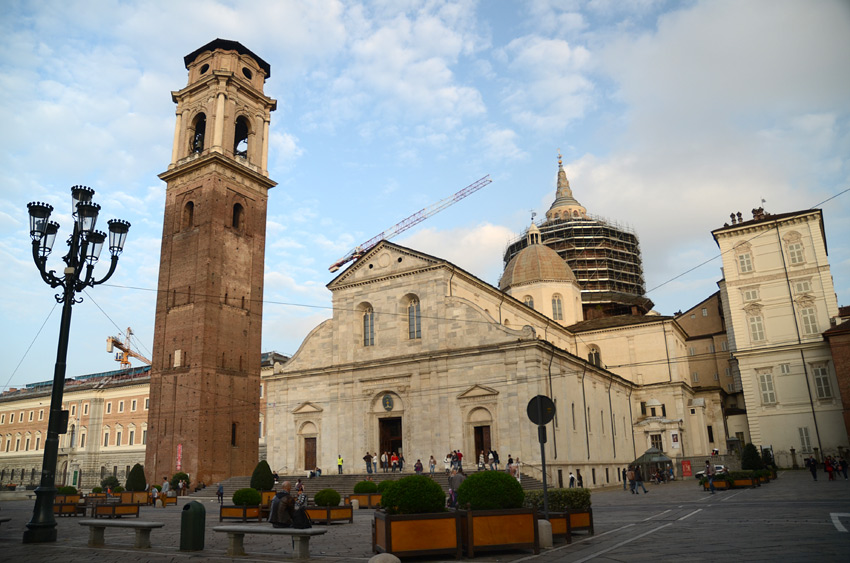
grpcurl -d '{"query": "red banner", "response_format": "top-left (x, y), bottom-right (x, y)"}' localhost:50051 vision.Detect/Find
top-left (682, 460), bottom-right (692, 477)
top-left (176, 443), bottom-right (183, 471)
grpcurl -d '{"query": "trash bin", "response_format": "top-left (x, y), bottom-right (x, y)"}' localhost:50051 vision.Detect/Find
top-left (180, 500), bottom-right (206, 551)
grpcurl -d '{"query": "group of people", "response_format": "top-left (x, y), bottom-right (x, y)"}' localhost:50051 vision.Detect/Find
top-left (567, 469), bottom-right (584, 488)
top-left (807, 455), bottom-right (849, 481)
top-left (269, 479), bottom-right (311, 530)
top-left (625, 466), bottom-right (650, 494)
top-left (476, 449), bottom-right (501, 471)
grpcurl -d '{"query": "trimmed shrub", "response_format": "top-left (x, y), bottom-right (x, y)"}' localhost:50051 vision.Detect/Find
top-left (101, 476), bottom-right (120, 489)
top-left (250, 460), bottom-right (275, 491)
top-left (171, 471), bottom-right (190, 490)
top-left (57, 486), bottom-right (78, 495)
top-left (457, 471), bottom-right (524, 510)
top-left (698, 473), bottom-right (732, 486)
top-left (380, 474), bottom-right (446, 515)
top-left (232, 487), bottom-right (262, 506)
top-left (353, 480), bottom-right (378, 494)
top-left (761, 449), bottom-right (775, 468)
top-left (113, 485), bottom-right (125, 493)
top-left (376, 479), bottom-right (396, 493)
top-left (524, 488), bottom-right (591, 512)
top-left (125, 463), bottom-right (147, 492)
top-left (727, 470), bottom-right (755, 480)
top-left (741, 443), bottom-right (764, 470)
top-left (151, 484), bottom-right (162, 492)
top-left (91, 487), bottom-right (103, 494)
top-left (314, 488), bottom-right (341, 507)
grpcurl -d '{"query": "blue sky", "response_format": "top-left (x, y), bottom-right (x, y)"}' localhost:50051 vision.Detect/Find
top-left (2, 0), bottom-right (849, 389)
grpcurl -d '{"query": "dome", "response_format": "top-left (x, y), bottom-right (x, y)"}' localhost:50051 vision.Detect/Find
top-left (499, 242), bottom-right (577, 291)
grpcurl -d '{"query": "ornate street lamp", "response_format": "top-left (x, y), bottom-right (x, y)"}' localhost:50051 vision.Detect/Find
top-left (22, 186), bottom-right (130, 543)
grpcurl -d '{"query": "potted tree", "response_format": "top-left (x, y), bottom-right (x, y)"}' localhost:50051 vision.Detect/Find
top-left (121, 463), bottom-right (149, 504)
top-left (220, 488), bottom-right (263, 522)
top-left (525, 487), bottom-right (593, 541)
top-left (346, 480), bottom-right (381, 509)
top-left (306, 488), bottom-right (353, 524)
top-left (250, 460), bottom-right (276, 518)
top-left (457, 471), bottom-right (539, 557)
top-left (373, 474), bottom-right (461, 558)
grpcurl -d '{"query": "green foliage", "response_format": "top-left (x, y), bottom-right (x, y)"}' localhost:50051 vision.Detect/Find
top-left (524, 488), bottom-right (591, 512)
top-left (113, 485), bottom-right (125, 493)
top-left (761, 449), bottom-right (775, 468)
top-left (101, 475), bottom-right (120, 489)
top-left (57, 486), bottom-right (78, 495)
top-left (91, 487), bottom-right (103, 493)
top-left (314, 488), bottom-right (341, 507)
top-left (457, 471), bottom-right (524, 510)
top-left (152, 484), bottom-right (162, 492)
top-left (353, 480), bottom-right (378, 494)
top-left (171, 472), bottom-right (190, 490)
top-left (741, 443), bottom-right (765, 470)
top-left (125, 463), bottom-right (147, 492)
top-left (232, 487), bottom-right (262, 506)
top-left (250, 460), bottom-right (275, 491)
top-left (698, 473), bottom-right (732, 486)
top-left (380, 474), bottom-right (446, 515)
top-left (376, 479), bottom-right (396, 493)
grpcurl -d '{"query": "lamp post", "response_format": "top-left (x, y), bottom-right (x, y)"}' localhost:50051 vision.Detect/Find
top-left (22, 186), bottom-right (130, 543)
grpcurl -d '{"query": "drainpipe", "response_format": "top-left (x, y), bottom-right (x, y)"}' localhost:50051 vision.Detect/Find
top-left (547, 341), bottom-right (557, 460)
top-left (581, 364), bottom-right (590, 459)
top-left (448, 268), bottom-right (455, 297)
top-left (628, 387), bottom-right (636, 460)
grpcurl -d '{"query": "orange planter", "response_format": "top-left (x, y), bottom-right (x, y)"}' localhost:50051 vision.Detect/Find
top-left (219, 505), bottom-right (262, 522)
top-left (459, 507), bottom-right (540, 557)
top-left (702, 480), bottom-right (730, 491)
top-left (568, 509), bottom-right (594, 535)
top-left (546, 512), bottom-right (572, 543)
top-left (731, 478), bottom-right (757, 489)
top-left (119, 491), bottom-right (150, 504)
top-left (306, 505), bottom-right (354, 524)
top-left (373, 510), bottom-right (462, 558)
top-left (346, 493), bottom-right (382, 508)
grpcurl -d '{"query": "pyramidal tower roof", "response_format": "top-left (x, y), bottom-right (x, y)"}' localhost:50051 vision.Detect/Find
top-left (545, 152), bottom-right (587, 221)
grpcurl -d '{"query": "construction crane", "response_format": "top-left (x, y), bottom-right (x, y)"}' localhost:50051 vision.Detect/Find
top-left (329, 174), bottom-right (492, 273)
top-left (106, 327), bottom-right (151, 369)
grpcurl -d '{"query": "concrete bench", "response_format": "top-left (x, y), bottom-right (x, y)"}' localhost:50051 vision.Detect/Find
top-left (79, 519), bottom-right (164, 549)
top-left (213, 525), bottom-right (328, 559)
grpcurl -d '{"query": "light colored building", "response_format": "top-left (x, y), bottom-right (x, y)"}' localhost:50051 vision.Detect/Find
top-left (713, 207), bottom-right (848, 465)
top-left (263, 237), bottom-right (723, 485)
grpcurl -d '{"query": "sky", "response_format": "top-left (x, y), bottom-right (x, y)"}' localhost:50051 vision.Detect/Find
top-left (1, 0), bottom-right (849, 390)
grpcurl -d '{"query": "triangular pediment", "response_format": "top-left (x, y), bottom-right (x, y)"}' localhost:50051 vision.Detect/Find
top-left (328, 241), bottom-right (444, 289)
top-left (457, 384), bottom-right (499, 400)
top-left (292, 402), bottom-right (323, 414)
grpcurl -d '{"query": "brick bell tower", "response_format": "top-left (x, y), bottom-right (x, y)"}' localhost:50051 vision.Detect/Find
top-left (145, 39), bottom-right (276, 487)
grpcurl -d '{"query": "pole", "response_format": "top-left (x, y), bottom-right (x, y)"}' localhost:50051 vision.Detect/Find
top-left (537, 399), bottom-right (549, 519)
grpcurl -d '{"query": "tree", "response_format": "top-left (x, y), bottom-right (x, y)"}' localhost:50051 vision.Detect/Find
top-left (125, 463), bottom-right (147, 492)
top-left (741, 443), bottom-right (764, 470)
top-left (250, 459), bottom-right (275, 491)
top-left (101, 475), bottom-right (120, 489)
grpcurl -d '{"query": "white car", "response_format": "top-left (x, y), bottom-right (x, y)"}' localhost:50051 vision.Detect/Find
top-left (695, 464), bottom-right (728, 478)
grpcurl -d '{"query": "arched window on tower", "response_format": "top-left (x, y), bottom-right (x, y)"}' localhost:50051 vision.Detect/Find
top-left (552, 294), bottom-right (563, 320)
top-left (523, 296), bottom-right (534, 310)
top-left (191, 113), bottom-right (206, 154)
top-left (232, 203), bottom-right (244, 230)
top-left (408, 298), bottom-right (421, 339)
top-left (234, 116), bottom-right (249, 158)
top-left (588, 346), bottom-right (601, 367)
top-left (182, 201), bottom-right (194, 230)
top-left (363, 306), bottom-right (375, 347)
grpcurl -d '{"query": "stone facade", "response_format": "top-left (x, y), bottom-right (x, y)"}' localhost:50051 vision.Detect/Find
top-left (145, 40), bottom-right (276, 488)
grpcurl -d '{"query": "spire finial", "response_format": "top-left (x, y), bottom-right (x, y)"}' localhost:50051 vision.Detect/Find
top-left (558, 149), bottom-right (562, 167)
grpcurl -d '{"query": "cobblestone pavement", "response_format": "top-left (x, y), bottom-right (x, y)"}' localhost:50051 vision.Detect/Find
top-left (0, 470), bottom-right (848, 562)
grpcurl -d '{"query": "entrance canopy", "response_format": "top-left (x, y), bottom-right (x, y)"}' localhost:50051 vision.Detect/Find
top-left (632, 447), bottom-right (672, 466)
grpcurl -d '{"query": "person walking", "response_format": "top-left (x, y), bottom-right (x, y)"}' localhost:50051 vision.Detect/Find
top-left (414, 459), bottom-right (423, 474)
top-left (217, 483), bottom-right (224, 504)
top-left (622, 467), bottom-right (628, 490)
top-left (337, 454), bottom-right (344, 474)
top-left (373, 452), bottom-right (378, 474)
top-left (705, 460), bottom-right (715, 494)
top-left (840, 457), bottom-right (848, 480)
top-left (568, 472), bottom-right (576, 488)
top-left (381, 452), bottom-right (388, 473)
top-left (488, 450), bottom-right (495, 471)
top-left (576, 469), bottom-right (583, 488)
top-left (627, 466), bottom-right (636, 493)
top-left (806, 456), bottom-right (818, 480)
top-left (444, 453), bottom-right (452, 475)
top-left (363, 452), bottom-right (373, 474)
top-left (429, 455), bottom-right (436, 475)
top-left (635, 466), bottom-right (649, 494)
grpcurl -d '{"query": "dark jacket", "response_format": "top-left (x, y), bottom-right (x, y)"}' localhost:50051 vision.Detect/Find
top-left (269, 491), bottom-right (295, 528)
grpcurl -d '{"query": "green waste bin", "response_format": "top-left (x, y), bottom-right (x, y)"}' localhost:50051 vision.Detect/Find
top-left (180, 500), bottom-right (206, 551)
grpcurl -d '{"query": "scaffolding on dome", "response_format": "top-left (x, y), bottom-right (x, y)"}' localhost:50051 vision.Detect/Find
top-left (504, 214), bottom-right (653, 318)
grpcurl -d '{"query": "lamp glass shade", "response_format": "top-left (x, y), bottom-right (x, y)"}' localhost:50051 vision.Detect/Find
top-left (27, 202), bottom-right (54, 242)
top-left (85, 230), bottom-right (106, 264)
top-left (38, 221), bottom-right (60, 258)
top-left (76, 201), bottom-right (101, 233)
top-left (71, 185), bottom-right (95, 212)
top-left (107, 219), bottom-right (131, 255)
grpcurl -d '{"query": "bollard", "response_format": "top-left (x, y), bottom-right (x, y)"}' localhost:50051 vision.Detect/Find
top-left (351, 499), bottom-right (360, 510)
top-left (180, 500), bottom-right (206, 551)
top-left (538, 519), bottom-right (553, 548)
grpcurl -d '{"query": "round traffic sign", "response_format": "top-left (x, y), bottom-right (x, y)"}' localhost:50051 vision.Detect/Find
top-left (527, 395), bottom-right (556, 425)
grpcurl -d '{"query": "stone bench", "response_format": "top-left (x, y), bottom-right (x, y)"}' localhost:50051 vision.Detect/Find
top-left (213, 525), bottom-right (328, 559)
top-left (79, 519), bottom-right (164, 549)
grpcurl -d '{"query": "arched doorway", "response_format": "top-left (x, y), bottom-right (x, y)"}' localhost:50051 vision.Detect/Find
top-left (299, 421), bottom-right (318, 472)
top-left (469, 407), bottom-right (494, 460)
top-left (373, 392), bottom-right (404, 459)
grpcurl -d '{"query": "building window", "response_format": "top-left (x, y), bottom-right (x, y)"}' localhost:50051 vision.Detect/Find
top-left (70, 405), bottom-right (76, 417)
top-left (588, 347), bottom-right (601, 367)
top-left (725, 367), bottom-right (731, 376)
top-left (713, 373), bottom-right (719, 380)
top-left (727, 383), bottom-right (734, 392)
top-left (799, 427), bottom-right (812, 453)
top-left (748, 315), bottom-right (765, 342)
top-left (145, 398), bottom-right (149, 410)
top-left (232, 203), bottom-right (244, 230)
top-left (118, 401), bottom-right (124, 413)
top-left (587, 408), bottom-right (591, 432)
top-left (780, 363), bottom-right (791, 375)
top-left (142, 430), bottom-right (147, 445)
top-left (408, 298), bottom-right (421, 339)
top-left (688, 347), bottom-right (696, 356)
top-left (0, 414), bottom-right (4, 424)
top-left (363, 307), bottom-right (375, 347)
top-left (191, 113), bottom-right (206, 153)
top-left (800, 307), bottom-right (818, 335)
top-left (83, 403), bottom-right (88, 415)
top-left (552, 295), bottom-right (563, 320)
top-left (738, 252), bottom-right (753, 273)
top-left (787, 242), bottom-right (805, 265)
top-left (571, 403), bottom-right (576, 430)
top-left (692, 372), bottom-right (699, 383)
top-left (234, 115), bottom-right (249, 157)
top-left (758, 372), bottom-right (776, 404)
top-left (813, 365), bottom-right (832, 399)
top-left (79, 434), bottom-right (84, 448)
top-left (116, 431), bottom-right (122, 446)
top-left (103, 432), bottom-right (110, 447)
top-left (182, 201), bottom-right (194, 230)
top-left (600, 410), bottom-right (605, 434)
top-left (523, 296), bottom-right (534, 309)
top-left (25, 437), bottom-right (30, 451)
top-left (709, 343), bottom-right (715, 353)
top-left (106, 402), bottom-right (112, 414)
top-left (794, 280), bottom-right (811, 294)
top-left (650, 434), bottom-right (662, 450)
top-left (721, 340), bottom-right (728, 351)
top-left (743, 288), bottom-right (760, 302)
top-left (702, 308), bottom-right (708, 317)
top-left (29, 411), bottom-right (34, 422)
top-left (707, 425), bottom-right (714, 443)
top-left (131, 400), bottom-right (137, 411)
top-left (259, 385), bottom-right (263, 398)
top-left (129, 430), bottom-right (135, 446)
top-left (231, 423), bottom-right (237, 446)
top-left (641, 401), bottom-right (647, 416)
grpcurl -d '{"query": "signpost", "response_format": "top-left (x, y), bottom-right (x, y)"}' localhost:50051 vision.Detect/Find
top-left (527, 395), bottom-right (556, 518)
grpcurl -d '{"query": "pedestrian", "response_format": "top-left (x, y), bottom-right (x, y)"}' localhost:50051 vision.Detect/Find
top-left (444, 453), bottom-right (451, 475)
top-left (622, 467), bottom-right (627, 490)
top-left (635, 467), bottom-right (649, 494)
top-left (576, 469), bottom-right (583, 488)
top-left (391, 452), bottom-right (399, 472)
top-left (488, 450), bottom-right (495, 471)
top-left (381, 451), bottom-right (388, 473)
top-left (373, 452), bottom-right (378, 474)
top-left (216, 483), bottom-right (224, 504)
top-left (806, 456), bottom-right (817, 481)
top-left (273, 471), bottom-right (279, 484)
top-left (399, 454), bottom-right (406, 472)
top-left (429, 455), bottom-right (436, 475)
top-left (825, 456), bottom-right (835, 481)
top-left (515, 457), bottom-right (522, 483)
top-left (178, 479), bottom-right (184, 496)
top-left (364, 452), bottom-right (373, 473)
top-left (337, 454), bottom-right (344, 474)
top-left (840, 457), bottom-right (848, 480)
top-left (493, 450), bottom-right (500, 471)
top-left (478, 451), bottom-right (485, 471)
top-left (705, 460), bottom-right (715, 494)
top-left (457, 450), bottom-right (463, 470)
top-left (568, 472), bottom-right (576, 488)
top-left (627, 466), bottom-right (636, 493)
top-left (151, 485), bottom-right (159, 506)
top-left (414, 459), bottom-right (423, 474)
top-left (161, 476), bottom-right (170, 506)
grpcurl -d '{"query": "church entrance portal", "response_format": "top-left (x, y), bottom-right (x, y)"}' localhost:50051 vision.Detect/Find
top-left (474, 425), bottom-right (491, 459)
top-left (379, 417), bottom-right (403, 457)
top-left (304, 437), bottom-right (316, 471)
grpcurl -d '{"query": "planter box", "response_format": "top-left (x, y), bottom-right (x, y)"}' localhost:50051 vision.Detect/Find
top-left (119, 491), bottom-right (150, 505)
top-left (731, 478), bottom-right (758, 489)
top-left (53, 503), bottom-right (86, 516)
top-left (94, 503), bottom-right (140, 518)
top-left (702, 480), bottom-right (730, 491)
top-left (306, 504), bottom-right (354, 524)
top-left (759, 475), bottom-right (770, 484)
top-left (459, 507), bottom-right (540, 558)
top-left (55, 494), bottom-right (81, 504)
top-left (568, 508), bottom-right (594, 535)
top-left (260, 490), bottom-right (276, 519)
top-left (546, 512), bottom-right (572, 543)
top-left (220, 505), bottom-right (262, 522)
top-left (346, 493), bottom-right (382, 508)
top-left (373, 510), bottom-right (462, 558)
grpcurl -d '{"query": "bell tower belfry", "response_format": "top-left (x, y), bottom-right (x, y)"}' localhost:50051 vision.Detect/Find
top-left (145, 39), bottom-right (276, 486)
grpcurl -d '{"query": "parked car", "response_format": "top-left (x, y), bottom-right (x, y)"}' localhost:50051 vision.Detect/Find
top-left (696, 464), bottom-right (728, 478)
